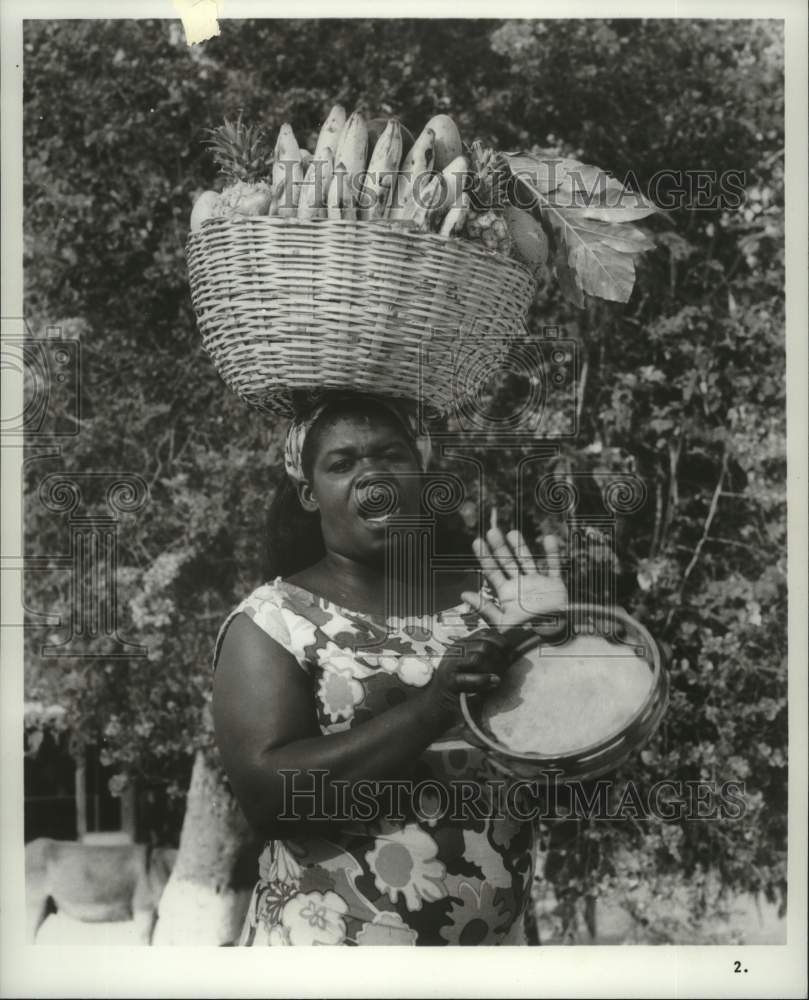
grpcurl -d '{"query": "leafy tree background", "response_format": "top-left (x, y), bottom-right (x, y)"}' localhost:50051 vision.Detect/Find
top-left (22, 18), bottom-right (786, 943)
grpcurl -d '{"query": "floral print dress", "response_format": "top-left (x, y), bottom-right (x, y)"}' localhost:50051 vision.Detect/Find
top-left (213, 578), bottom-right (536, 946)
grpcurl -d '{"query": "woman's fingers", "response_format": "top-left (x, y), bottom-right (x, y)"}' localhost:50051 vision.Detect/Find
top-left (472, 538), bottom-right (507, 592)
top-left (506, 529), bottom-right (538, 575)
top-left (542, 534), bottom-right (562, 578)
top-left (461, 590), bottom-right (505, 629)
top-left (486, 527), bottom-right (521, 579)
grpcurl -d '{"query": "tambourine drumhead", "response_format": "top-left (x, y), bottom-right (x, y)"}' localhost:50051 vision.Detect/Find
top-left (460, 604), bottom-right (667, 777)
top-left (480, 632), bottom-right (654, 756)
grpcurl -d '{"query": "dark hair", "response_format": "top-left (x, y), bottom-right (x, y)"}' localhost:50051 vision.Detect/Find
top-left (262, 477), bottom-right (324, 580)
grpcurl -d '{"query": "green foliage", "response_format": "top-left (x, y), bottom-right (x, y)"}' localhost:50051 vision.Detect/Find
top-left (505, 154), bottom-right (658, 303)
top-left (23, 18), bottom-right (785, 942)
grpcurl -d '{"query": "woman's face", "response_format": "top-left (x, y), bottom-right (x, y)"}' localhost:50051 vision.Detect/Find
top-left (300, 410), bottom-right (423, 566)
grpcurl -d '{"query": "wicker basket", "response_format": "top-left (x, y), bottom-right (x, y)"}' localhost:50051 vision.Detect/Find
top-left (186, 216), bottom-right (536, 417)
top-left (460, 604), bottom-right (669, 783)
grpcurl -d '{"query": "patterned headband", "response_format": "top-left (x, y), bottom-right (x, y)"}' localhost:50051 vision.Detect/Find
top-left (283, 395), bottom-right (432, 483)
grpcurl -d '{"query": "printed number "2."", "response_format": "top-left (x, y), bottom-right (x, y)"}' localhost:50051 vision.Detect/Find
top-left (734, 961), bottom-right (748, 973)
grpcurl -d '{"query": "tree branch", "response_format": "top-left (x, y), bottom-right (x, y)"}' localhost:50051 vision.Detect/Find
top-left (650, 467), bottom-right (664, 558)
top-left (576, 354), bottom-right (589, 427)
top-left (664, 446), bottom-right (728, 631)
top-left (681, 448), bottom-right (729, 588)
top-left (658, 433), bottom-right (682, 556)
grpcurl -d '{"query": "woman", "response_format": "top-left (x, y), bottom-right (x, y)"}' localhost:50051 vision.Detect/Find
top-left (212, 394), bottom-right (568, 946)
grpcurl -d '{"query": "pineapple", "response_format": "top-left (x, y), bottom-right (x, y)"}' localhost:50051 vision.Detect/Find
top-left (464, 140), bottom-right (512, 255)
top-left (204, 114), bottom-right (272, 218)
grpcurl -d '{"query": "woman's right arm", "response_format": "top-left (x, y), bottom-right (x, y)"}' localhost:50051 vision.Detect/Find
top-left (212, 612), bottom-right (514, 840)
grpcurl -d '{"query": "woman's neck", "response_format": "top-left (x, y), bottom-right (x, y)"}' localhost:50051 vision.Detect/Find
top-left (288, 551), bottom-right (390, 616)
top-left (323, 550), bottom-right (387, 593)
top-left (285, 550), bottom-right (477, 619)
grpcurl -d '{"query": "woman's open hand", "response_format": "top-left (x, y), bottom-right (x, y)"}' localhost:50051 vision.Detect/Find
top-left (461, 528), bottom-right (568, 629)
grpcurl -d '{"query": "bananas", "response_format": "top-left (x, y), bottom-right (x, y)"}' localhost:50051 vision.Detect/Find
top-left (402, 173), bottom-right (444, 231)
top-left (270, 123), bottom-right (303, 218)
top-left (436, 154), bottom-right (470, 214)
top-left (201, 108), bottom-right (483, 243)
top-left (423, 114), bottom-right (463, 171)
top-left (314, 104), bottom-right (346, 160)
top-left (359, 118), bottom-right (403, 220)
top-left (389, 126), bottom-right (436, 222)
top-left (329, 111), bottom-right (368, 219)
top-left (296, 105), bottom-right (345, 220)
top-left (297, 149), bottom-right (333, 221)
top-left (327, 162), bottom-right (356, 221)
top-left (440, 189), bottom-right (470, 237)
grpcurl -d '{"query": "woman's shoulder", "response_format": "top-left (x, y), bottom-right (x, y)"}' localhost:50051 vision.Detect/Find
top-left (232, 576), bottom-right (331, 618)
top-left (239, 576), bottom-right (293, 611)
top-left (213, 578), bottom-right (325, 673)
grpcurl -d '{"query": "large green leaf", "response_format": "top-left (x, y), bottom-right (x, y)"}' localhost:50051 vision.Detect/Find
top-left (546, 163), bottom-right (659, 223)
top-left (503, 151), bottom-right (580, 195)
top-left (567, 228), bottom-right (639, 302)
top-left (561, 216), bottom-right (655, 254)
top-left (504, 152), bottom-right (658, 304)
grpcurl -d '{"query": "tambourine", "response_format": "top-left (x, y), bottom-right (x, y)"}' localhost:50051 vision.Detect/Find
top-left (460, 604), bottom-right (669, 782)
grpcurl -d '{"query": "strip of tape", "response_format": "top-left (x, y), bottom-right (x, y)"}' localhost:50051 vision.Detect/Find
top-left (173, 0), bottom-right (221, 46)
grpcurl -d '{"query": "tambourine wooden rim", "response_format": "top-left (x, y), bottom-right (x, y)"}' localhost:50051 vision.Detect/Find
top-left (459, 603), bottom-right (669, 781)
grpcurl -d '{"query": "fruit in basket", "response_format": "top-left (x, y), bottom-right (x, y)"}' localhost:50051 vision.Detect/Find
top-left (215, 185), bottom-right (271, 219)
top-left (195, 105), bottom-right (657, 314)
top-left (271, 123), bottom-right (305, 218)
top-left (466, 210), bottom-right (512, 253)
top-left (402, 173), bottom-right (444, 231)
top-left (326, 162), bottom-right (357, 220)
top-left (468, 141), bottom-right (513, 211)
top-left (296, 105), bottom-right (346, 221)
top-left (436, 154), bottom-right (471, 215)
top-left (203, 115), bottom-right (272, 219)
top-left (297, 148), bottom-right (334, 221)
top-left (359, 118), bottom-right (404, 220)
top-left (334, 110), bottom-right (369, 213)
top-left (389, 127), bottom-right (436, 221)
top-left (190, 190), bottom-right (221, 232)
top-left (423, 114), bottom-right (463, 171)
top-left (314, 104), bottom-right (347, 159)
top-left (464, 140), bottom-right (512, 254)
top-left (368, 117), bottom-right (415, 162)
top-left (326, 163), bottom-right (344, 219)
top-left (502, 203), bottom-right (550, 275)
top-left (439, 189), bottom-right (470, 238)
